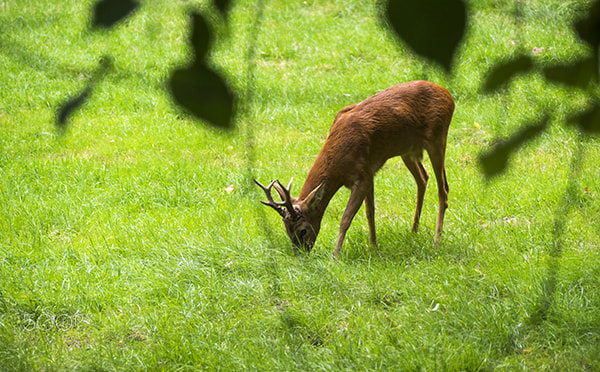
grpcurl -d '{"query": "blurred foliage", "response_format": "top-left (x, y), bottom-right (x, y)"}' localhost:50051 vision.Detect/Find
top-left (57, 0), bottom-right (234, 130)
top-left (56, 56), bottom-right (113, 129)
top-left (57, 0), bottom-right (600, 174)
top-left (91, 0), bottom-right (139, 29)
top-left (477, 0), bottom-right (600, 177)
top-left (383, 0), bottom-right (467, 72)
top-left (384, 0), bottom-right (600, 177)
top-left (168, 13), bottom-right (234, 129)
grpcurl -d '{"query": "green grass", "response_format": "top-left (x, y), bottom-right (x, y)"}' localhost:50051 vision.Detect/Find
top-left (2, 0), bottom-right (600, 370)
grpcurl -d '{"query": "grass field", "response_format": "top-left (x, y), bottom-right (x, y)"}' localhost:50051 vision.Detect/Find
top-left (1, 0), bottom-right (600, 370)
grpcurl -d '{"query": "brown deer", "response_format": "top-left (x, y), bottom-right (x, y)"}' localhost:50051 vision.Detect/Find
top-left (255, 80), bottom-right (454, 258)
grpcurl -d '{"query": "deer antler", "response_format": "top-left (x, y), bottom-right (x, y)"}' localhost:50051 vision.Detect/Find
top-left (273, 178), bottom-right (295, 216)
top-left (254, 179), bottom-right (297, 218)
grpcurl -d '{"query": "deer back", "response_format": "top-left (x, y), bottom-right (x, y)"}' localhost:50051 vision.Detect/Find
top-left (299, 80), bottom-right (454, 200)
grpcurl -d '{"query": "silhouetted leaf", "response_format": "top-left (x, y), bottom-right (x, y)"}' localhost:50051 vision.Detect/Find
top-left (214, 0), bottom-right (231, 17)
top-left (575, 0), bottom-right (600, 48)
top-left (568, 103), bottom-right (600, 134)
top-left (385, 0), bottom-right (467, 72)
top-left (169, 12), bottom-right (234, 128)
top-left (170, 64), bottom-right (234, 129)
top-left (56, 57), bottom-right (112, 129)
top-left (479, 116), bottom-right (549, 177)
top-left (483, 55), bottom-right (534, 93)
top-left (92, 0), bottom-right (139, 29)
top-left (543, 57), bottom-right (597, 88)
top-left (56, 86), bottom-right (92, 128)
top-left (190, 13), bottom-right (211, 59)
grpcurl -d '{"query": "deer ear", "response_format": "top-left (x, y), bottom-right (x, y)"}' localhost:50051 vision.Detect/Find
top-left (302, 182), bottom-right (325, 211)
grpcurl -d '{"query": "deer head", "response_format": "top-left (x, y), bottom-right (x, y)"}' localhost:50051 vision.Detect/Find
top-left (254, 178), bottom-right (325, 251)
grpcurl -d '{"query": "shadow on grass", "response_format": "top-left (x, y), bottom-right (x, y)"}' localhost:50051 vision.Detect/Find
top-left (339, 228), bottom-right (453, 264)
top-left (528, 134), bottom-right (587, 326)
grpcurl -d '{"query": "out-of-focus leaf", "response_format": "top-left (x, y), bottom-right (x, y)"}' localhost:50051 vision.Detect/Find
top-left (384, 0), bottom-right (467, 72)
top-left (482, 55), bottom-right (533, 93)
top-left (214, 0), bottom-right (231, 17)
top-left (190, 13), bottom-right (211, 60)
top-left (92, 0), bottom-right (139, 29)
top-left (56, 57), bottom-right (112, 129)
top-left (543, 57), bottom-right (597, 88)
top-left (169, 12), bottom-right (234, 129)
top-left (170, 64), bottom-right (234, 129)
top-left (56, 86), bottom-right (92, 128)
top-left (575, 0), bottom-right (600, 48)
top-left (479, 116), bottom-right (549, 177)
top-left (568, 103), bottom-right (600, 134)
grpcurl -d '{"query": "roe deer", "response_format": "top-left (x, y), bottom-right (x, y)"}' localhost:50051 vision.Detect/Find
top-left (255, 80), bottom-right (454, 258)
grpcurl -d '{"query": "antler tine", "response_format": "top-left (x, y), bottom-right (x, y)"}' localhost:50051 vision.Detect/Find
top-left (273, 178), bottom-right (297, 217)
top-left (254, 179), bottom-right (287, 217)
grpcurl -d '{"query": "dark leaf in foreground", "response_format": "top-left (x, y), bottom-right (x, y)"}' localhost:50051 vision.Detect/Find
top-left (479, 116), bottom-right (549, 177)
top-left (56, 56), bottom-right (112, 128)
top-left (170, 64), bottom-right (234, 129)
top-left (56, 86), bottom-right (92, 128)
top-left (568, 103), bottom-right (600, 134)
top-left (191, 13), bottom-right (211, 60)
top-left (169, 12), bottom-right (234, 128)
top-left (214, 0), bottom-right (231, 17)
top-left (92, 0), bottom-right (139, 29)
top-left (543, 57), bottom-right (597, 88)
top-left (483, 55), bottom-right (534, 93)
top-left (55, 57), bottom-right (112, 129)
top-left (385, 0), bottom-right (467, 72)
top-left (575, 0), bottom-right (600, 48)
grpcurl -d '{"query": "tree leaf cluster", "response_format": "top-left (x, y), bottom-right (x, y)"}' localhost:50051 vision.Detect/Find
top-left (383, 0), bottom-right (600, 177)
top-left (478, 1), bottom-right (600, 177)
top-left (57, 0), bottom-right (234, 130)
top-left (57, 0), bottom-right (600, 177)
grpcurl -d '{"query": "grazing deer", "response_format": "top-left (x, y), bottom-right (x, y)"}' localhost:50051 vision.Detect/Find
top-left (255, 80), bottom-right (454, 258)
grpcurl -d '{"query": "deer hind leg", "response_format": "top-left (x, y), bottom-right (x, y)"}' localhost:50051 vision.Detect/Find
top-left (401, 153), bottom-right (429, 233)
top-left (427, 146), bottom-right (449, 244)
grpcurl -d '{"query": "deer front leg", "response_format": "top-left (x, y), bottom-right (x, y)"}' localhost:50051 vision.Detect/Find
top-left (364, 180), bottom-right (376, 246)
top-left (333, 181), bottom-right (368, 259)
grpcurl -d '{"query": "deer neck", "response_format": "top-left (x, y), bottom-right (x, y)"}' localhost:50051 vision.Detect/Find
top-left (297, 151), bottom-right (342, 226)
